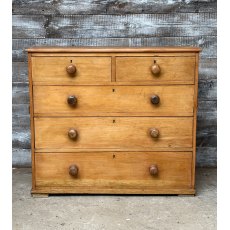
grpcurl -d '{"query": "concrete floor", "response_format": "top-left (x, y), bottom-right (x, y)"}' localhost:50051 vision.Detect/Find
top-left (13, 168), bottom-right (216, 230)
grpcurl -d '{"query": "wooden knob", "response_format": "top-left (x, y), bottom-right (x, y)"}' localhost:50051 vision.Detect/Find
top-left (151, 63), bottom-right (161, 75)
top-left (69, 164), bottom-right (78, 177)
top-left (151, 95), bottom-right (160, 104)
top-left (149, 164), bottom-right (158, 175)
top-left (68, 128), bottom-right (78, 140)
top-left (67, 95), bottom-right (77, 106)
top-left (150, 128), bottom-right (159, 138)
top-left (66, 64), bottom-right (77, 74)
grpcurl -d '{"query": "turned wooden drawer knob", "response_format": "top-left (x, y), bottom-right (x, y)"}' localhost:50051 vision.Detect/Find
top-left (150, 128), bottom-right (159, 138)
top-left (66, 64), bottom-right (77, 74)
top-left (67, 95), bottom-right (77, 106)
top-left (151, 95), bottom-right (160, 104)
top-left (68, 128), bottom-right (78, 140)
top-left (69, 164), bottom-right (79, 177)
top-left (149, 164), bottom-right (158, 175)
top-left (151, 62), bottom-right (161, 75)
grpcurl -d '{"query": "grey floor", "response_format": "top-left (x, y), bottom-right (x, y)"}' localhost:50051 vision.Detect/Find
top-left (13, 168), bottom-right (216, 230)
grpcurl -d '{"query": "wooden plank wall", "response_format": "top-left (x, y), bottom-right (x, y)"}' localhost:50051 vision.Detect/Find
top-left (12, 0), bottom-right (217, 167)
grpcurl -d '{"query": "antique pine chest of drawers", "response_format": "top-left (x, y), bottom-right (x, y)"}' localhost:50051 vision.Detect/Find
top-left (27, 47), bottom-right (200, 196)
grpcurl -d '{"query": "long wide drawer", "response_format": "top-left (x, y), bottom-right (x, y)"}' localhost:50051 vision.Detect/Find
top-left (35, 152), bottom-right (192, 192)
top-left (34, 117), bottom-right (193, 151)
top-left (33, 85), bottom-right (194, 116)
top-left (31, 56), bottom-right (111, 83)
top-left (116, 56), bottom-right (195, 84)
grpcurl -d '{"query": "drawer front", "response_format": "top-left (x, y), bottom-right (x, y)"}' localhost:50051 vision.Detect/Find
top-left (33, 85), bottom-right (194, 116)
top-left (116, 56), bottom-right (195, 84)
top-left (35, 152), bottom-right (192, 189)
top-left (31, 56), bottom-right (111, 83)
top-left (34, 117), bottom-right (193, 151)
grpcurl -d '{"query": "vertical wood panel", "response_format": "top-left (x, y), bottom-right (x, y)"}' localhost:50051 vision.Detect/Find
top-left (28, 53), bottom-right (36, 189)
top-left (192, 53), bottom-right (199, 187)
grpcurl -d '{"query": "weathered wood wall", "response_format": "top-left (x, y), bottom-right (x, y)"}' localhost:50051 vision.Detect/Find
top-left (12, 0), bottom-right (217, 167)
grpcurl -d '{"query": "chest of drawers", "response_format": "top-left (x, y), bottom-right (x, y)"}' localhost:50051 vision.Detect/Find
top-left (27, 47), bottom-right (200, 195)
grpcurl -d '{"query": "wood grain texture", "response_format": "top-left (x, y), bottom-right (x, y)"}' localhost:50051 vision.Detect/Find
top-left (12, 122), bottom-right (30, 149)
top-left (111, 56), bottom-right (116, 82)
top-left (12, 13), bottom-right (216, 39)
top-left (12, 58), bottom-right (217, 84)
top-left (28, 47), bottom-right (199, 194)
top-left (199, 58), bottom-right (216, 80)
top-left (12, 36), bottom-right (216, 62)
top-left (12, 83), bottom-right (29, 104)
top-left (31, 194), bottom-right (49, 198)
top-left (116, 56), bottom-right (195, 84)
top-left (31, 52), bottom-right (197, 57)
top-left (12, 104), bottom-right (29, 117)
top-left (13, 15), bottom-right (46, 38)
top-left (12, 80), bottom-right (217, 103)
top-left (31, 187), bottom-right (195, 195)
top-left (198, 79), bottom-right (216, 100)
top-left (41, 13), bottom-right (216, 37)
top-left (35, 152), bottom-right (192, 190)
top-left (28, 53), bottom-right (36, 189)
top-left (12, 102), bottom-right (217, 150)
top-left (12, 57), bottom-right (216, 156)
top-left (12, 149), bottom-right (31, 167)
top-left (34, 117), bottom-right (193, 151)
top-left (196, 147), bottom-right (217, 167)
top-left (12, 147), bottom-right (216, 168)
top-left (33, 85), bottom-right (194, 116)
top-left (197, 100), bottom-right (217, 147)
top-left (12, 103), bottom-right (30, 150)
top-left (45, 14), bottom-right (216, 39)
top-left (191, 53), bottom-right (199, 187)
top-left (28, 46), bottom-right (200, 53)
top-left (32, 56), bottom-right (111, 83)
top-left (12, 0), bottom-right (216, 15)
top-left (12, 62), bottom-right (28, 84)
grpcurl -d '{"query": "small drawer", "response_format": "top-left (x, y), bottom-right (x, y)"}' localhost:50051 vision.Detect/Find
top-left (31, 56), bottom-right (111, 83)
top-left (34, 117), bottom-right (193, 151)
top-left (33, 85), bottom-right (194, 116)
top-left (116, 56), bottom-right (195, 84)
top-left (35, 152), bottom-right (192, 191)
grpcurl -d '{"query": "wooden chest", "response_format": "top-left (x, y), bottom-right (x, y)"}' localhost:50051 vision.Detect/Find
top-left (27, 47), bottom-right (200, 195)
